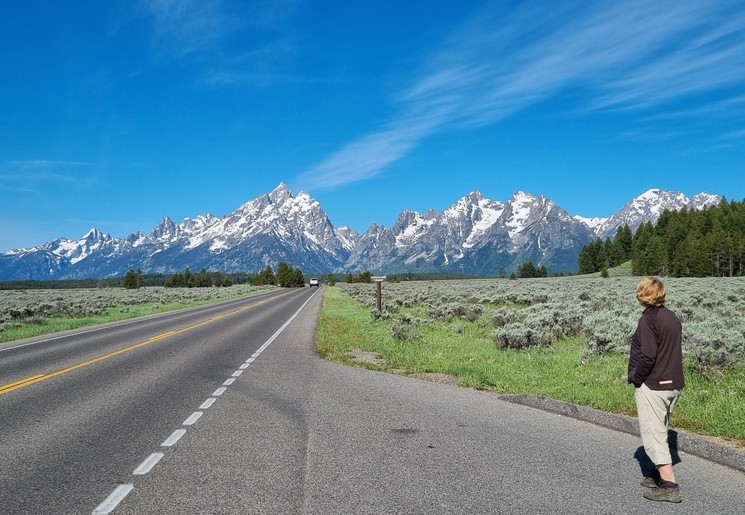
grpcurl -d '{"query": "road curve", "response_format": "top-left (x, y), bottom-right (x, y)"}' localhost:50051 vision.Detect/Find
top-left (1, 286), bottom-right (743, 514)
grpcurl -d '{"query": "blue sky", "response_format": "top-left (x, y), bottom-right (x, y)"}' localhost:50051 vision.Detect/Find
top-left (2, 0), bottom-right (745, 251)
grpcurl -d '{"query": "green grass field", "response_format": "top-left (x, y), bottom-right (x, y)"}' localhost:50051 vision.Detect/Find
top-left (316, 286), bottom-right (745, 447)
top-left (0, 285), bottom-right (277, 344)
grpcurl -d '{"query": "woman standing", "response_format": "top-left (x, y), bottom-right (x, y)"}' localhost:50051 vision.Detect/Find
top-left (628, 277), bottom-right (685, 503)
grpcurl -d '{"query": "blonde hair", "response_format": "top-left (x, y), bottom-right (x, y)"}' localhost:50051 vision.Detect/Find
top-left (636, 277), bottom-right (666, 307)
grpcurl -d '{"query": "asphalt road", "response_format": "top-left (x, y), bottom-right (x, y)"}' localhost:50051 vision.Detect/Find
top-left (1, 286), bottom-right (743, 514)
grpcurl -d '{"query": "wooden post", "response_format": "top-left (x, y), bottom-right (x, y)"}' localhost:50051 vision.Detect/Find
top-left (376, 280), bottom-right (382, 311)
top-left (372, 276), bottom-right (387, 312)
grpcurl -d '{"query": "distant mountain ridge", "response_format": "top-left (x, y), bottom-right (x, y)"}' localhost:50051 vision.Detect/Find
top-left (0, 184), bottom-right (722, 280)
top-left (581, 189), bottom-right (722, 240)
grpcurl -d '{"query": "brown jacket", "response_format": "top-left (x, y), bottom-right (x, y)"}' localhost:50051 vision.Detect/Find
top-left (628, 306), bottom-right (685, 390)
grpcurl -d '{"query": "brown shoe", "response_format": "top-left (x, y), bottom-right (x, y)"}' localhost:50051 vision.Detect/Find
top-left (640, 477), bottom-right (658, 488)
top-left (643, 481), bottom-right (682, 503)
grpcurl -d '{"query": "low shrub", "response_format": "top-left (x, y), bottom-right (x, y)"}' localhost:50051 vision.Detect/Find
top-left (582, 310), bottom-right (636, 356)
top-left (492, 322), bottom-right (554, 349)
top-left (490, 308), bottom-right (520, 328)
top-left (684, 319), bottom-right (745, 375)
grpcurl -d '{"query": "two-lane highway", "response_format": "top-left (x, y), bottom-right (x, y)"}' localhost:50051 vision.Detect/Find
top-left (0, 287), bottom-right (320, 514)
top-left (2, 285), bottom-right (744, 514)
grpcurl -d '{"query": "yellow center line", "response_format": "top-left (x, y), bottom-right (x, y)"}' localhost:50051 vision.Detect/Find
top-left (0, 374), bottom-right (47, 393)
top-left (0, 291), bottom-right (293, 395)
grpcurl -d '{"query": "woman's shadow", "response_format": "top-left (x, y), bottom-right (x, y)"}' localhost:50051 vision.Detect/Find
top-left (634, 430), bottom-right (682, 479)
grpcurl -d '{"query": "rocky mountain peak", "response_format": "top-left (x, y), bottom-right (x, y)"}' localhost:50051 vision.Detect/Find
top-left (83, 228), bottom-right (105, 242)
top-left (149, 216), bottom-right (179, 241)
top-left (394, 210), bottom-right (423, 227)
top-left (267, 182), bottom-right (293, 204)
top-left (509, 190), bottom-right (539, 203)
top-left (423, 208), bottom-right (438, 220)
top-left (689, 192), bottom-right (721, 209)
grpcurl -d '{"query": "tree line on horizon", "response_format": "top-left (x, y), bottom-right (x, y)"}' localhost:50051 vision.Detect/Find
top-left (123, 262), bottom-right (307, 289)
top-left (578, 198), bottom-right (745, 277)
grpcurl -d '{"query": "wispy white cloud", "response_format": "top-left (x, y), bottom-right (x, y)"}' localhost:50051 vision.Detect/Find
top-left (140, 0), bottom-right (301, 58)
top-left (639, 94), bottom-right (745, 122)
top-left (297, 112), bottom-right (447, 190)
top-left (199, 69), bottom-right (342, 88)
top-left (140, 0), bottom-right (233, 57)
top-left (596, 10), bottom-right (745, 109)
top-left (297, 0), bottom-right (745, 191)
top-left (6, 159), bottom-right (91, 170)
top-left (721, 129), bottom-right (745, 141)
top-left (0, 160), bottom-right (96, 193)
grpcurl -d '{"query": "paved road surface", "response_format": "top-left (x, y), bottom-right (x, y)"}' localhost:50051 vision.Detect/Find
top-left (1, 287), bottom-right (743, 514)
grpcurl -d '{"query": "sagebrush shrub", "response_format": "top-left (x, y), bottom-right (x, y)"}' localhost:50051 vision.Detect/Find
top-left (491, 308), bottom-right (520, 327)
top-left (582, 310), bottom-right (636, 355)
top-left (391, 320), bottom-right (418, 342)
top-left (684, 319), bottom-right (745, 374)
top-left (492, 322), bottom-right (554, 349)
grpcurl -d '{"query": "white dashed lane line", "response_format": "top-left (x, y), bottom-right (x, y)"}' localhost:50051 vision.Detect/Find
top-left (212, 387), bottom-right (227, 396)
top-left (133, 453), bottom-right (164, 475)
top-left (161, 429), bottom-right (187, 447)
top-left (92, 484), bottom-right (134, 514)
top-left (182, 412), bottom-right (203, 426)
top-left (223, 378), bottom-right (236, 386)
top-left (199, 398), bottom-right (216, 410)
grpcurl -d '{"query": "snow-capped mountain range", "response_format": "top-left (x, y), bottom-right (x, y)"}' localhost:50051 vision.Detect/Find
top-left (0, 184), bottom-right (721, 280)
top-left (574, 189), bottom-right (721, 240)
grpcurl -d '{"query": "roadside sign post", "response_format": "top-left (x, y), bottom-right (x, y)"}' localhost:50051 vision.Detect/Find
top-left (371, 276), bottom-right (387, 312)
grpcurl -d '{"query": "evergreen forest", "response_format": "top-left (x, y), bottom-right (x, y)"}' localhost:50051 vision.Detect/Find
top-left (578, 198), bottom-right (745, 277)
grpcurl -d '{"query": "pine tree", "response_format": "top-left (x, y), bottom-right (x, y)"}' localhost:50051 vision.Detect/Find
top-left (290, 268), bottom-right (304, 287)
top-left (596, 239), bottom-right (609, 271)
top-left (183, 267), bottom-right (193, 288)
top-left (257, 266), bottom-right (276, 285)
top-left (691, 234), bottom-right (712, 277)
top-left (194, 268), bottom-right (211, 287)
top-left (276, 262), bottom-right (293, 287)
top-left (517, 261), bottom-right (546, 278)
top-left (123, 269), bottom-right (144, 289)
top-left (645, 235), bottom-right (666, 275)
top-left (632, 223), bottom-right (653, 275)
top-left (609, 224), bottom-right (632, 266)
top-left (578, 245), bottom-right (595, 275)
top-left (166, 272), bottom-right (185, 287)
top-left (517, 261), bottom-right (536, 278)
top-left (325, 273), bottom-right (336, 286)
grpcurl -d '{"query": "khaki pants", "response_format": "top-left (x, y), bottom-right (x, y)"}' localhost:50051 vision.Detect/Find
top-left (635, 383), bottom-right (682, 465)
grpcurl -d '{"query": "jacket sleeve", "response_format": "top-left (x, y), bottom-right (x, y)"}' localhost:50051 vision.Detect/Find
top-left (631, 315), bottom-right (657, 387)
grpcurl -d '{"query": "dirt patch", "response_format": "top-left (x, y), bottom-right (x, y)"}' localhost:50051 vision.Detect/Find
top-left (410, 372), bottom-right (460, 386)
top-left (347, 348), bottom-right (386, 366)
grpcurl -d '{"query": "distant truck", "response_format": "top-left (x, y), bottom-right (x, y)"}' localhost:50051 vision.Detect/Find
top-left (309, 277), bottom-right (320, 287)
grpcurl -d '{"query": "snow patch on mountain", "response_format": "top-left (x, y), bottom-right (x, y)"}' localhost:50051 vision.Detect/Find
top-left (573, 216), bottom-right (608, 231)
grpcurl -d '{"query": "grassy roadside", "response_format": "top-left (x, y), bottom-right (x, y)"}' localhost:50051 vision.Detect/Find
top-left (0, 286), bottom-right (277, 344)
top-left (316, 286), bottom-right (745, 446)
